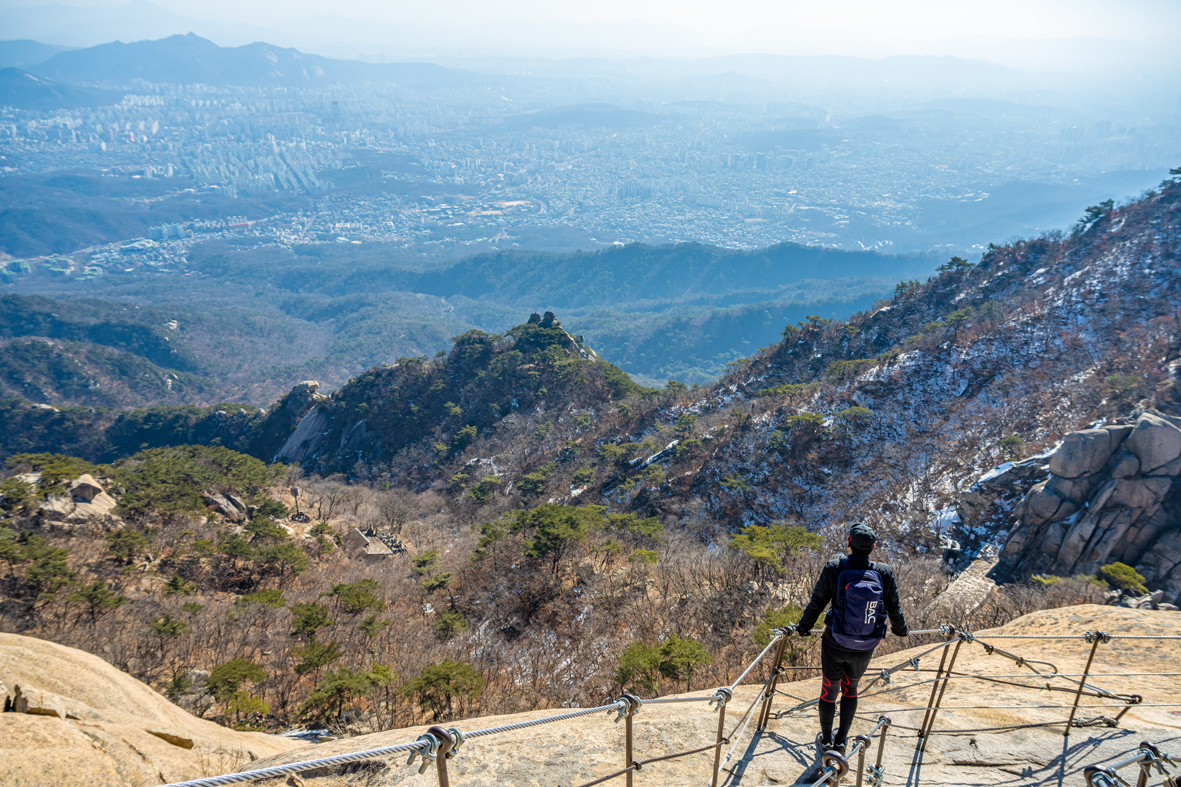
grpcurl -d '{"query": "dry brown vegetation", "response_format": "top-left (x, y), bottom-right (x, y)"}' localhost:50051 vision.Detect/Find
top-left (0, 470), bottom-right (1105, 736)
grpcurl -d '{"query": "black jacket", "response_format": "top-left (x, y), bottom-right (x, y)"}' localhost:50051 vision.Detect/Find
top-left (796, 554), bottom-right (908, 645)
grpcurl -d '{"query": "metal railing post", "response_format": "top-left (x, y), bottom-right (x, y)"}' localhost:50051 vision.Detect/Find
top-left (852, 734), bottom-right (871, 787)
top-left (710, 688), bottom-right (732, 787)
top-left (869, 716), bottom-right (890, 787)
top-left (919, 635), bottom-right (964, 753)
top-left (426, 726), bottom-right (454, 787)
top-left (625, 710), bottom-right (633, 787)
top-left (757, 632), bottom-right (790, 731)
top-left (1066, 631), bottom-right (1107, 737)
top-left (621, 693), bottom-right (640, 787)
top-left (915, 629), bottom-right (954, 751)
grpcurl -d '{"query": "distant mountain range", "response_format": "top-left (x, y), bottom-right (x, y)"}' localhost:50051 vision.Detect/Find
top-left (27, 33), bottom-right (474, 89)
top-left (0, 39), bottom-right (71, 69)
top-left (1, 29), bottom-right (1040, 101)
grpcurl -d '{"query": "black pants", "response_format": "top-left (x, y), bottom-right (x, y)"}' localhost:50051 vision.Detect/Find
top-left (819, 638), bottom-right (874, 701)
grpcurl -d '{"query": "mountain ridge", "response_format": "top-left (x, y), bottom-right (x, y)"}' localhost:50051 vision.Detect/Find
top-left (29, 32), bottom-right (477, 88)
top-left (0, 67), bottom-right (124, 110)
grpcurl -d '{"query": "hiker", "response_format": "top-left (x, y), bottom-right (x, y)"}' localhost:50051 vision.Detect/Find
top-left (796, 523), bottom-right (908, 756)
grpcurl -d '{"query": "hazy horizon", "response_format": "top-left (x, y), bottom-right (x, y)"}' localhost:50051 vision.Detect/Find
top-left (3, 0), bottom-right (1180, 73)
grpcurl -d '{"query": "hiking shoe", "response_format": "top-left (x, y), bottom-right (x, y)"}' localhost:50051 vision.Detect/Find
top-left (828, 741), bottom-right (848, 757)
top-left (815, 732), bottom-right (834, 751)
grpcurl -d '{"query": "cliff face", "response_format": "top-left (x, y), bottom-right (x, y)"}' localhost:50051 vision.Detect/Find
top-left (997, 411), bottom-right (1181, 602)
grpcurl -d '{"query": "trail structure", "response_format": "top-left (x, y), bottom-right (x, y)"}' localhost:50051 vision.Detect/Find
top-left (157, 623), bottom-right (1181, 787)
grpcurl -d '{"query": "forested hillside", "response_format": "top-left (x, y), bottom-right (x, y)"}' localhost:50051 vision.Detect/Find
top-left (411, 241), bottom-right (922, 306)
top-left (5, 232), bottom-right (931, 400)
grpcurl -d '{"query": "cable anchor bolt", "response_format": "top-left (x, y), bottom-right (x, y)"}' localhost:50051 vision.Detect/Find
top-left (406, 732), bottom-right (441, 774)
top-left (709, 687), bottom-right (733, 711)
top-left (1140, 741), bottom-right (1173, 773)
top-left (613, 693), bottom-right (641, 722)
top-left (444, 727), bottom-right (466, 759)
top-left (1084, 765), bottom-right (1129, 787)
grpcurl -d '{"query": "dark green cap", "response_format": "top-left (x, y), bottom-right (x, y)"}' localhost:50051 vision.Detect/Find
top-left (849, 523), bottom-right (876, 552)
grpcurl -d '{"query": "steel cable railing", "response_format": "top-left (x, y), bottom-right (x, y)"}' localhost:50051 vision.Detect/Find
top-left (156, 623), bottom-right (1181, 787)
top-left (159, 631), bottom-right (795, 787)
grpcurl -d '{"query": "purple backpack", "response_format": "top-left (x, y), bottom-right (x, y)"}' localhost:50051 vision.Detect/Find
top-left (827, 559), bottom-right (887, 650)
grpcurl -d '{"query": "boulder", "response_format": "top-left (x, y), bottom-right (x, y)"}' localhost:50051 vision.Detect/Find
top-left (1105, 423), bottom-right (1135, 446)
top-left (68, 474), bottom-right (103, 502)
top-left (1055, 479), bottom-right (1117, 568)
top-left (1038, 521), bottom-right (1068, 557)
top-left (1046, 474), bottom-right (1097, 505)
top-left (1147, 455), bottom-right (1181, 477)
top-left (1022, 486), bottom-right (1063, 525)
top-left (202, 494), bottom-right (244, 522)
top-left (1109, 477), bottom-right (1171, 510)
top-left (1164, 560), bottom-right (1181, 606)
top-left (1049, 429), bottom-right (1119, 478)
top-left (69, 491), bottom-right (119, 524)
top-left (1137, 528), bottom-right (1181, 586)
top-left (282, 380), bottom-right (327, 418)
top-left (1075, 507), bottom-right (1136, 575)
top-left (1108, 451), bottom-right (1140, 479)
top-left (225, 494), bottom-right (248, 515)
top-left (1125, 412), bottom-right (1181, 473)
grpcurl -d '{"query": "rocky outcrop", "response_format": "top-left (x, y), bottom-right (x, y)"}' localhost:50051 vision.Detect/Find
top-left (284, 380), bottom-right (328, 418)
top-left (0, 632), bottom-right (301, 787)
top-left (998, 411), bottom-right (1181, 602)
top-left (273, 406), bottom-right (330, 463)
top-left (528, 311), bottom-right (600, 361)
top-left (202, 493), bottom-right (248, 522)
top-left (36, 474), bottom-right (120, 530)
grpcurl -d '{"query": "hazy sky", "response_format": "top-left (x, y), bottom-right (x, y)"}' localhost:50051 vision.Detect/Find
top-left (28, 0), bottom-right (1173, 40)
top-left (4, 0), bottom-right (1180, 66)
